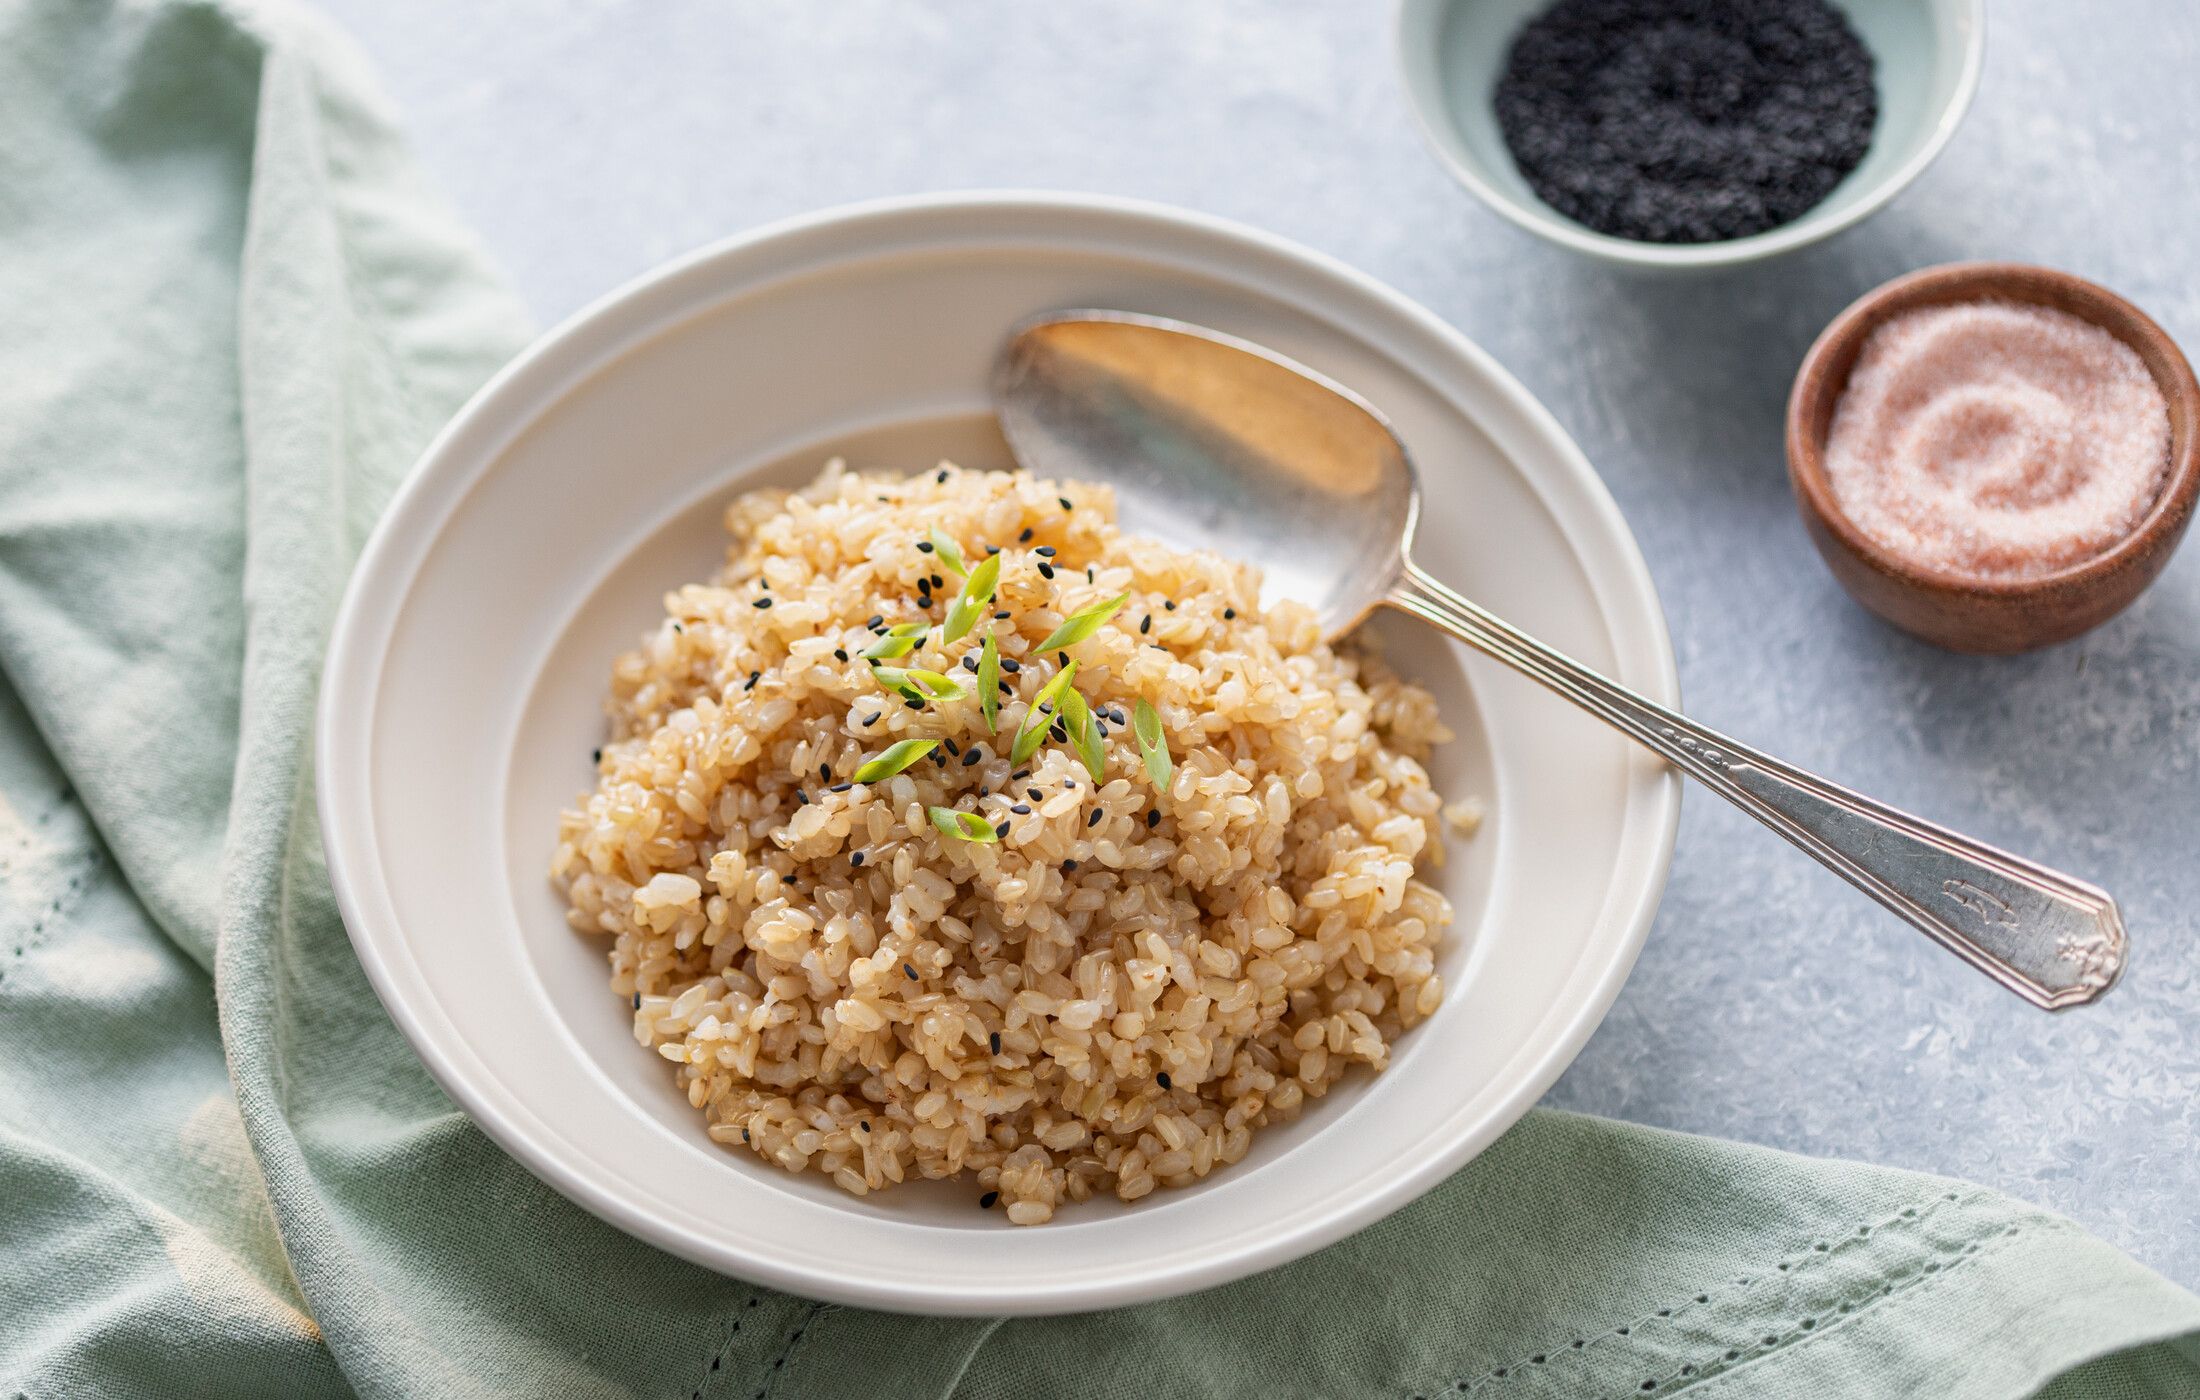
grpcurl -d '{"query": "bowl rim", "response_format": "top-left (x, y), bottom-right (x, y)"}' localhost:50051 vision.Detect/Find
top-left (316, 189), bottom-right (1684, 1312)
top-left (1784, 259), bottom-right (2200, 601)
top-left (1390, 0), bottom-right (1987, 269)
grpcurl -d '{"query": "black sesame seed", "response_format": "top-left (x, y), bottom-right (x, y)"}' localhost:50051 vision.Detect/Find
top-left (1223, 608), bottom-right (1236, 620)
top-left (989, 1032), bottom-right (1002, 1054)
top-left (1146, 809), bottom-right (1161, 828)
top-left (742, 1128), bottom-right (751, 1142)
top-left (942, 737), bottom-right (961, 755)
top-left (1018, 527), bottom-right (1034, 543)
top-left (961, 655), bottom-right (980, 673)
top-left (1084, 566), bottom-right (1095, 582)
top-left (1049, 721), bottom-right (1066, 741)
top-left (851, 851), bottom-right (866, 866)
top-left (830, 782), bottom-right (852, 793)
top-left (1062, 859), bottom-right (1079, 872)
top-left (916, 540), bottom-right (934, 554)
top-left (1163, 600), bottom-right (1176, 611)
top-left (904, 963), bottom-right (918, 980)
top-left (1139, 615), bottom-right (1152, 634)
top-left (905, 698), bottom-right (925, 710)
top-left (985, 544), bottom-right (1001, 556)
top-left (753, 598), bottom-right (771, 609)
top-left (1000, 658), bottom-right (1022, 673)
top-left (1156, 1072), bottom-right (1172, 1089)
top-left (1037, 563), bottom-right (1055, 580)
top-left (993, 820), bottom-right (1011, 838)
top-left (862, 712), bottom-right (881, 727)
top-left (997, 681), bottom-right (1012, 696)
top-left (867, 615), bottom-right (885, 629)
top-left (1063, 779), bottom-right (1076, 788)
top-left (795, 790), bottom-right (808, 805)
top-left (1058, 497), bottom-right (1073, 511)
top-left (1034, 546), bottom-right (1057, 558)
top-left (1493, 0), bottom-right (1876, 244)
top-left (592, 747), bottom-right (603, 763)
top-left (963, 751), bottom-right (983, 768)
top-left (936, 468), bottom-right (949, 483)
top-left (834, 648), bottom-right (849, 662)
top-left (1011, 803), bottom-right (1032, 815)
top-left (1012, 769), bottom-right (1031, 780)
top-left (993, 609), bottom-right (1010, 619)
top-left (632, 991), bottom-right (642, 1009)
top-left (980, 1191), bottom-right (999, 1209)
top-left (929, 574), bottom-right (944, 589)
top-left (820, 762), bottom-right (832, 780)
top-left (859, 1121), bottom-right (871, 1133)
top-left (671, 622), bottom-right (683, 633)
top-left (1026, 788), bottom-right (1044, 801)
top-left (745, 671), bottom-right (761, 690)
top-left (1087, 809), bottom-right (1103, 828)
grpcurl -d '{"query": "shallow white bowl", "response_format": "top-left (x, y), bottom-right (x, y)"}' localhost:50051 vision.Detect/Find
top-left (1395, 0), bottom-right (1985, 270)
top-left (317, 192), bottom-right (1681, 1314)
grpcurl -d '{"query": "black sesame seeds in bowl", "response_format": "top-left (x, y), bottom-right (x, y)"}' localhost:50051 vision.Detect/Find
top-left (1394, 0), bottom-right (1985, 270)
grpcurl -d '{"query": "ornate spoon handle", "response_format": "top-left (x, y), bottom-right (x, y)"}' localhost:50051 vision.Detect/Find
top-left (1389, 561), bottom-right (2127, 1010)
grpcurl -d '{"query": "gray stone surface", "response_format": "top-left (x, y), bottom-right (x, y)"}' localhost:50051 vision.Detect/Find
top-left (310, 0), bottom-right (2200, 1287)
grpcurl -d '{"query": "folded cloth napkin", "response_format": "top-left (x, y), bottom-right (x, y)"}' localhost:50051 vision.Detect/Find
top-left (2, 2), bottom-right (2196, 1397)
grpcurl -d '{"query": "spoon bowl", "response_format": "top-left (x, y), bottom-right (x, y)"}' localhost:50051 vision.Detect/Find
top-left (995, 311), bottom-right (1417, 637)
top-left (995, 311), bottom-right (2128, 1012)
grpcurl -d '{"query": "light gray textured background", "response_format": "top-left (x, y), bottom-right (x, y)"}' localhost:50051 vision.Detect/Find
top-left (309, 0), bottom-right (2200, 1287)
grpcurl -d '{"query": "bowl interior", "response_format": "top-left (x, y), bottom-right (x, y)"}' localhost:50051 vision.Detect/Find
top-left (324, 197), bottom-right (1680, 1311)
top-left (1396, 0), bottom-right (1981, 265)
top-left (503, 411), bottom-right (1502, 1227)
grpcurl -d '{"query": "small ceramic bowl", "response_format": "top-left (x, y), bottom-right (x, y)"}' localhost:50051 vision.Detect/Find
top-left (1786, 262), bottom-right (2200, 653)
top-left (1393, 0), bottom-right (1985, 270)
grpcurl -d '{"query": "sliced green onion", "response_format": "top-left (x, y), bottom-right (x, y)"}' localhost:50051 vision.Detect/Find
top-left (928, 805), bottom-right (999, 843)
top-left (853, 738), bottom-right (936, 783)
top-left (860, 620), bottom-right (930, 661)
top-left (1009, 660), bottom-right (1078, 766)
top-left (1133, 698), bottom-right (1171, 790)
top-left (1033, 592), bottom-right (1128, 654)
top-left (871, 665), bottom-right (966, 703)
top-left (942, 552), bottom-right (1001, 644)
top-left (977, 630), bottom-right (1002, 732)
top-left (926, 528), bottom-right (967, 580)
top-left (1060, 686), bottom-right (1105, 783)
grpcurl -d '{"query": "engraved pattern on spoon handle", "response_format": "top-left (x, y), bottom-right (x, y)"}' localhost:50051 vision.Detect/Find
top-left (1389, 562), bottom-right (2127, 1011)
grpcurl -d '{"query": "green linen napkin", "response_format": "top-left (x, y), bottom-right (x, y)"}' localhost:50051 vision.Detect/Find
top-left (2, 2), bottom-right (2196, 1396)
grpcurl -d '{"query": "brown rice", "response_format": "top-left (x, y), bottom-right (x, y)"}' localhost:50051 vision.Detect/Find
top-left (551, 462), bottom-right (1462, 1223)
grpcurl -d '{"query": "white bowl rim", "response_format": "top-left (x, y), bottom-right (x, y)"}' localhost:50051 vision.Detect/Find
top-left (316, 189), bottom-right (1683, 1311)
top-left (1391, 0), bottom-right (1987, 269)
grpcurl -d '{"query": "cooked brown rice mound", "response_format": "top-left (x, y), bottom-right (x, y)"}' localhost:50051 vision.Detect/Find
top-left (551, 462), bottom-right (1462, 1223)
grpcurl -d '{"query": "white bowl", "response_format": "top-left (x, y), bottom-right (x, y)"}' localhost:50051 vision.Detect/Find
top-left (1395, 0), bottom-right (1985, 270)
top-left (317, 192), bottom-right (1681, 1314)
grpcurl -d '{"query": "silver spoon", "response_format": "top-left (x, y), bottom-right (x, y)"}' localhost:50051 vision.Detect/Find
top-left (992, 310), bottom-right (2127, 1011)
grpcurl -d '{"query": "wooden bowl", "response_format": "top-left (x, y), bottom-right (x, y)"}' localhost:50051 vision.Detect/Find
top-left (1786, 262), bottom-right (2200, 653)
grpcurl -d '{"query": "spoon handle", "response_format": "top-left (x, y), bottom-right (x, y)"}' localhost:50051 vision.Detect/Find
top-left (1389, 562), bottom-right (2126, 1011)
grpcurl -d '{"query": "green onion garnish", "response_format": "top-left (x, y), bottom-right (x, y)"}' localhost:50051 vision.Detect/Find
top-left (1010, 659), bottom-right (1079, 765)
top-left (928, 805), bottom-right (999, 843)
top-left (942, 552), bottom-right (1001, 643)
top-left (926, 528), bottom-right (967, 580)
top-left (860, 620), bottom-right (929, 661)
top-left (1033, 592), bottom-right (1128, 654)
top-left (853, 738), bottom-right (936, 783)
top-left (1061, 686), bottom-right (1105, 782)
top-left (871, 665), bottom-right (966, 703)
top-left (977, 630), bottom-right (1002, 732)
top-left (1133, 698), bottom-right (1171, 790)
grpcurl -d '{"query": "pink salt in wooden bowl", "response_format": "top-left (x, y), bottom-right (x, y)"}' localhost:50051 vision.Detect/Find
top-left (1787, 262), bottom-right (2200, 653)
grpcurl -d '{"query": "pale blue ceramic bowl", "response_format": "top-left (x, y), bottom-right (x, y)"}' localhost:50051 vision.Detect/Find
top-left (1395, 0), bottom-right (1984, 270)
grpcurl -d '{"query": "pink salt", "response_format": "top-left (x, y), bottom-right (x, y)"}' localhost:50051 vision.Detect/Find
top-left (1822, 299), bottom-right (2170, 582)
